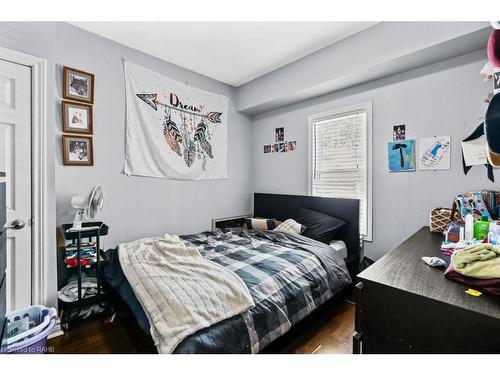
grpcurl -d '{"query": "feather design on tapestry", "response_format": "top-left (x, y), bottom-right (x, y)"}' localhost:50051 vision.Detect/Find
top-left (125, 60), bottom-right (229, 179)
top-left (162, 113), bottom-right (183, 156)
top-left (194, 120), bottom-right (214, 158)
top-left (199, 139), bottom-right (213, 159)
top-left (183, 140), bottom-right (196, 167)
top-left (164, 125), bottom-right (182, 156)
top-left (165, 117), bottom-right (182, 143)
top-left (135, 88), bottom-right (224, 170)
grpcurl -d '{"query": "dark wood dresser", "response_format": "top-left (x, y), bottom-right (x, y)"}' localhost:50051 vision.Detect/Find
top-left (354, 226), bottom-right (500, 353)
top-left (0, 173), bottom-right (6, 351)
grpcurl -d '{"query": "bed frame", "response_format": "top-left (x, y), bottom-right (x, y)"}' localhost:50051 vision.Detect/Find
top-left (112, 193), bottom-right (362, 353)
top-left (253, 193), bottom-right (362, 277)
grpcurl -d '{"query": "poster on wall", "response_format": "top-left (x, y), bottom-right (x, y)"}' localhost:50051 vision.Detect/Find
top-left (123, 60), bottom-right (229, 180)
top-left (393, 124), bottom-right (406, 141)
top-left (418, 136), bottom-right (451, 170)
top-left (388, 139), bottom-right (416, 172)
top-left (462, 135), bottom-right (488, 166)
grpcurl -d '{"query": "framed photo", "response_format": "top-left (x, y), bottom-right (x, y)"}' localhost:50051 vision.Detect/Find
top-left (63, 66), bottom-right (94, 104)
top-left (62, 100), bottom-right (93, 134)
top-left (275, 127), bottom-right (284, 142)
top-left (62, 134), bottom-right (94, 166)
top-left (263, 144), bottom-right (272, 154)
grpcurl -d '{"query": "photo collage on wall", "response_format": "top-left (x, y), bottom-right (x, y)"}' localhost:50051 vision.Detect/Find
top-left (61, 66), bottom-right (95, 166)
top-left (263, 127), bottom-right (297, 154)
top-left (388, 124), bottom-right (451, 172)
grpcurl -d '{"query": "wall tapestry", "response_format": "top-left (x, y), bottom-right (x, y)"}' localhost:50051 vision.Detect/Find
top-left (123, 60), bottom-right (229, 180)
top-left (418, 136), bottom-right (451, 170)
top-left (388, 139), bottom-right (416, 172)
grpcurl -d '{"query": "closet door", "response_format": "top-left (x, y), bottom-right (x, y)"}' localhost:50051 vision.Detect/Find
top-left (0, 59), bottom-right (32, 311)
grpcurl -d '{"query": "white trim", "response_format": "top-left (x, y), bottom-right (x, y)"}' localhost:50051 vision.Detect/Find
top-left (308, 101), bottom-right (373, 242)
top-left (0, 47), bottom-right (50, 306)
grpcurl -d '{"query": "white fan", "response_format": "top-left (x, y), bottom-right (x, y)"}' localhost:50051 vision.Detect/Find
top-left (68, 185), bottom-right (105, 232)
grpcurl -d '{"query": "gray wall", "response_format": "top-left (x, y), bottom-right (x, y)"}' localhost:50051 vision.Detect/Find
top-left (252, 50), bottom-right (499, 260)
top-left (0, 22), bottom-right (253, 309)
top-left (53, 23), bottom-right (253, 248)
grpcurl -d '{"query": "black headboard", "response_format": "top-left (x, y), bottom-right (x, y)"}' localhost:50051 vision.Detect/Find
top-left (254, 193), bottom-right (362, 269)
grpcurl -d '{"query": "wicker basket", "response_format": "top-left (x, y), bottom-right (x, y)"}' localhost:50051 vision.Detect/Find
top-left (429, 207), bottom-right (457, 233)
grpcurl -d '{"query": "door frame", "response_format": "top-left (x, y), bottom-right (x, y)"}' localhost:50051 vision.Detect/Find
top-left (0, 46), bottom-right (51, 307)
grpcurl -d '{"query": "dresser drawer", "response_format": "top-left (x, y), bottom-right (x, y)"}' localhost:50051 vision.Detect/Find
top-left (0, 276), bottom-right (6, 348)
top-left (0, 230), bottom-right (5, 278)
top-left (0, 183), bottom-right (5, 228)
top-left (356, 278), bottom-right (500, 353)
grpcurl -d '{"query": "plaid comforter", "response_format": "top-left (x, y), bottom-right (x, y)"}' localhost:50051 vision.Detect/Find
top-left (104, 228), bottom-right (352, 353)
top-left (176, 228), bottom-right (351, 353)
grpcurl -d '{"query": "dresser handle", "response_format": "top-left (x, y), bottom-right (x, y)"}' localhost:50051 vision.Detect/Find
top-left (355, 282), bottom-right (363, 291)
top-left (353, 331), bottom-right (363, 354)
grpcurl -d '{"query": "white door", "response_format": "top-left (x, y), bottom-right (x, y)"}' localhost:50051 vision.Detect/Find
top-left (0, 59), bottom-right (32, 311)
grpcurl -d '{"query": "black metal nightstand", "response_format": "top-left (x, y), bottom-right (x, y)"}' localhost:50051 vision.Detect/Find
top-left (59, 222), bottom-right (112, 330)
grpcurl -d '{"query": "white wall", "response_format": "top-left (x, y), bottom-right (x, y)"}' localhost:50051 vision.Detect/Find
top-left (53, 23), bottom-right (253, 249)
top-left (252, 50), bottom-right (499, 260)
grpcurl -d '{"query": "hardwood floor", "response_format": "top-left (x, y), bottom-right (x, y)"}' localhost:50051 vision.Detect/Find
top-left (48, 299), bottom-right (355, 354)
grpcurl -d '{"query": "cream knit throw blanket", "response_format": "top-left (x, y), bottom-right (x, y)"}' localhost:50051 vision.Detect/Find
top-left (119, 234), bottom-right (255, 353)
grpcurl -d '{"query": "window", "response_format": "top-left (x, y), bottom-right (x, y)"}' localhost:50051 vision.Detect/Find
top-left (308, 102), bottom-right (372, 241)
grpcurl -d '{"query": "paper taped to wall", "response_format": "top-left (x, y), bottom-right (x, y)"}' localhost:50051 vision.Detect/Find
top-left (461, 135), bottom-right (488, 166)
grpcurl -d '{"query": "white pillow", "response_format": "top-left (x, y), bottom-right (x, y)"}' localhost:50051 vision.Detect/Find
top-left (274, 219), bottom-right (306, 235)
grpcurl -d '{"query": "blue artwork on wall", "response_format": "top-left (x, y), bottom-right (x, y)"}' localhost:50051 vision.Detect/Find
top-left (388, 139), bottom-right (416, 172)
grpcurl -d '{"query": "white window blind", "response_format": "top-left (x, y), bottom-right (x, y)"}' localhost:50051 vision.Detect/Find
top-left (310, 106), bottom-right (371, 240)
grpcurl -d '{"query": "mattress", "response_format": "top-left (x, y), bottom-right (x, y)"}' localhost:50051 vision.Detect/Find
top-left (103, 228), bottom-right (351, 353)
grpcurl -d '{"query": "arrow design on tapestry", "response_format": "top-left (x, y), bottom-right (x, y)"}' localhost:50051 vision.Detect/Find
top-left (136, 93), bottom-right (223, 123)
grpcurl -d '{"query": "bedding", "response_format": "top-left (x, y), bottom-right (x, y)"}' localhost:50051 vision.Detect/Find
top-left (104, 228), bottom-right (351, 353)
top-left (118, 234), bottom-right (255, 353)
top-left (274, 219), bottom-right (306, 234)
top-left (294, 207), bottom-right (346, 244)
top-left (244, 217), bottom-right (277, 230)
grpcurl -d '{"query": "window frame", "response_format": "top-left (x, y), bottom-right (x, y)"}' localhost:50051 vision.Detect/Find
top-left (307, 101), bottom-right (373, 242)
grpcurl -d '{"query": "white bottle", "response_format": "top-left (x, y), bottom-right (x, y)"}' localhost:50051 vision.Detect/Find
top-left (464, 214), bottom-right (474, 242)
top-left (488, 221), bottom-right (500, 245)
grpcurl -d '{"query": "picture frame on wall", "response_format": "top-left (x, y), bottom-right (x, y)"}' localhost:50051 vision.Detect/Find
top-left (62, 134), bottom-right (94, 166)
top-left (63, 66), bottom-right (95, 104)
top-left (62, 100), bottom-right (93, 134)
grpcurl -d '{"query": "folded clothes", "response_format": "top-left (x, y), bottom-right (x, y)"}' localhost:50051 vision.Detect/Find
top-left (440, 239), bottom-right (482, 256)
top-left (451, 243), bottom-right (500, 279)
top-left (444, 264), bottom-right (500, 295)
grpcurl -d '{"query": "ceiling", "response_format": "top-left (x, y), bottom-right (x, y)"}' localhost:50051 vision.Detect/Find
top-left (71, 22), bottom-right (378, 87)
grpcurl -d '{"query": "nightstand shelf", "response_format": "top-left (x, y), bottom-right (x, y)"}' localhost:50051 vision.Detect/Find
top-left (58, 222), bottom-right (112, 330)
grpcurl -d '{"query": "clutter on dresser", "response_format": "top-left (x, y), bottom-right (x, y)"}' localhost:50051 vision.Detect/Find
top-left (429, 207), bottom-right (461, 233)
top-left (435, 190), bottom-right (500, 296)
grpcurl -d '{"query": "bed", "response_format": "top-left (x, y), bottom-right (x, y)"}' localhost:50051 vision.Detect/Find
top-left (103, 193), bottom-right (361, 353)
